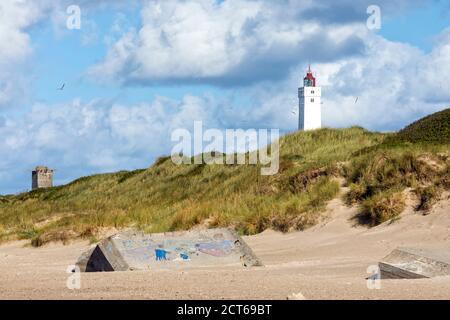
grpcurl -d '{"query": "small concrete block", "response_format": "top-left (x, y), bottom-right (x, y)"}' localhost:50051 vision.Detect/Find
top-left (379, 247), bottom-right (450, 279)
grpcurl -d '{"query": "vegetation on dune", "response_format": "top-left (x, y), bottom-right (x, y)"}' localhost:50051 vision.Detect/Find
top-left (0, 127), bottom-right (383, 245)
top-left (360, 190), bottom-right (405, 226)
top-left (344, 108), bottom-right (450, 225)
top-left (414, 185), bottom-right (440, 212)
top-left (388, 108), bottom-right (450, 144)
top-left (0, 109), bottom-right (449, 245)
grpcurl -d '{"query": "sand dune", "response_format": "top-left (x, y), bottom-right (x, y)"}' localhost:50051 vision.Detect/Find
top-left (0, 194), bottom-right (449, 300)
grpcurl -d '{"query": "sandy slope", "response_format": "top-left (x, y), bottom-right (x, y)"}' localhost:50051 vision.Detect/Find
top-left (0, 193), bottom-right (449, 300)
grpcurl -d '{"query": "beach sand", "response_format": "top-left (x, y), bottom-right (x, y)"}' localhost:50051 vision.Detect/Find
top-left (1, 195), bottom-right (449, 300)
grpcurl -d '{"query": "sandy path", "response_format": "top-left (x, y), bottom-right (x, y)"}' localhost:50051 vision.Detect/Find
top-left (1, 196), bottom-right (449, 300)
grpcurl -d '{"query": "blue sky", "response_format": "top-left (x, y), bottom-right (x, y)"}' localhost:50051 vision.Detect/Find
top-left (0, 0), bottom-right (449, 194)
top-left (380, 0), bottom-right (450, 51)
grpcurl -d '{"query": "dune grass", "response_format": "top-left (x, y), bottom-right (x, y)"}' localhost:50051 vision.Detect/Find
top-left (360, 189), bottom-right (406, 226)
top-left (0, 122), bottom-right (448, 245)
top-left (0, 127), bottom-right (383, 245)
top-left (389, 108), bottom-right (450, 144)
top-left (344, 142), bottom-right (449, 225)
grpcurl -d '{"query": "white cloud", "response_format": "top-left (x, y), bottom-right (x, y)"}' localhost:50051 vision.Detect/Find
top-left (0, 95), bottom-right (226, 193)
top-left (0, 1), bottom-right (44, 66)
top-left (415, 27), bottom-right (450, 103)
top-left (0, 0), bottom-right (142, 108)
top-left (89, 0), bottom-right (434, 86)
top-left (320, 30), bottom-right (450, 130)
top-left (0, 1), bottom-right (49, 108)
top-left (88, 0), bottom-right (367, 86)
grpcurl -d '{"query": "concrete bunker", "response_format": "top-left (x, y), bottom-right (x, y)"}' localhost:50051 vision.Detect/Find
top-left (76, 228), bottom-right (262, 272)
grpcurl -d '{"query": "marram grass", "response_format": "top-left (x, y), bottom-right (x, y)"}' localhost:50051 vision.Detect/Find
top-left (0, 121), bottom-right (449, 245)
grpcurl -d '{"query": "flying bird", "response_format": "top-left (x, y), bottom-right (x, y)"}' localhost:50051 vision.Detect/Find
top-left (57, 83), bottom-right (65, 91)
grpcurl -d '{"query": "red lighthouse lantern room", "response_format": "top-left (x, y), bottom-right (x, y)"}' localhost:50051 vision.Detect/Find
top-left (303, 65), bottom-right (316, 87)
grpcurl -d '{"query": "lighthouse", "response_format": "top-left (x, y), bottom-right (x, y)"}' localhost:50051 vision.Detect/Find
top-left (298, 66), bottom-right (321, 131)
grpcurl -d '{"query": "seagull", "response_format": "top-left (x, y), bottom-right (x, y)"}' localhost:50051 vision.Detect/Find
top-left (57, 83), bottom-right (65, 91)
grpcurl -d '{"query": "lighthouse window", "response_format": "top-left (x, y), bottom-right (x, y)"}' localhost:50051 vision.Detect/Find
top-left (311, 98), bottom-right (315, 102)
top-left (311, 90), bottom-right (315, 94)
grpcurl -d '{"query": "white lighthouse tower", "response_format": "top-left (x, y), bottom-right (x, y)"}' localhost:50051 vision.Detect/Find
top-left (298, 66), bottom-right (321, 131)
